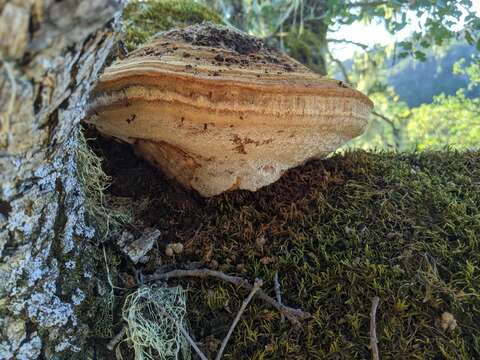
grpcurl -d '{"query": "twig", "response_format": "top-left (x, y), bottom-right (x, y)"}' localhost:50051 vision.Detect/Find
top-left (273, 272), bottom-right (285, 323)
top-left (371, 111), bottom-right (402, 149)
top-left (157, 305), bottom-right (209, 360)
top-left (347, 1), bottom-right (389, 8)
top-left (369, 296), bottom-right (380, 360)
top-left (327, 38), bottom-right (369, 50)
top-left (371, 111), bottom-right (396, 128)
top-left (326, 47), bottom-right (352, 85)
top-left (107, 326), bottom-right (127, 351)
top-left (215, 279), bottom-right (263, 360)
top-left (145, 269), bottom-right (311, 326)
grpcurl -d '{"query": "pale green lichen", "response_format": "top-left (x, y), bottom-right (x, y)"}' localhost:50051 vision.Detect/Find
top-left (122, 286), bottom-right (190, 360)
top-left (76, 130), bottom-right (131, 240)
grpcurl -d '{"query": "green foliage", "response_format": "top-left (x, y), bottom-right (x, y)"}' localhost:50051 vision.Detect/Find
top-left (364, 0), bottom-right (479, 60)
top-left (205, 0), bottom-right (480, 63)
top-left (347, 93), bottom-right (411, 151)
top-left (123, 0), bottom-right (223, 50)
top-left (324, 32), bottom-right (480, 151)
top-left (349, 86), bottom-right (480, 152)
top-left (284, 29), bottom-right (326, 74)
top-left (389, 43), bottom-right (480, 107)
top-left (454, 55), bottom-right (480, 88)
top-left (405, 91), bottom-right (480, 150)
top-left (201, 0), bottom-right (305, 38)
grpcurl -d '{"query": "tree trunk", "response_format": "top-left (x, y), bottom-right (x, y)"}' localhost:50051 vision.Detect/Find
top-left (281, 0), bottom-right (329, 75)
top-left (0, 1), bottom-right (120, 358)
top-left (295, 0), bottom-right (328, 76)
top-left (230, 0), bottom-right (246, 30)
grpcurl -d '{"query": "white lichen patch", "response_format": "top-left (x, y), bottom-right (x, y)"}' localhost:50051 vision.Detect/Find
top-left (27, 256), bottom-right (46, 287)
top-left (17, 333), bottom-right (41, 360)
top-left (65, 260), bottom-right (76, 270)
top-left (72, 288), bottom-right (86, 306)
top-left (83, 264), bottom-right (93, 279)
top-left (27, 279), bottom-right (77, 328)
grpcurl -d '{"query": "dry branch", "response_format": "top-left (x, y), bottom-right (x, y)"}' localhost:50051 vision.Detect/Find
top-left (145, 268), bottom-right (311, 326)
top-left (215, 279), bottom-right (263, 360)
top-left (274, 272), bottom-right (285, 323)
top-left (326, 38), bottom-right (369, 49)
top-left (370, 296), bottom-right (380, 360)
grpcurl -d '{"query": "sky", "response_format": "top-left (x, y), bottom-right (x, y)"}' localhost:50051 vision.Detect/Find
top-left (330, 0), bottom-right (480, 61)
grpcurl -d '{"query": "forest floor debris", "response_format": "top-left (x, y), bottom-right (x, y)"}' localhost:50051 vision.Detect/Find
top-left (146, 268), bottom-right (310, 326)
top-left (84, 131), bottom-right (480, 359)
top-left (122, 286), bottom-right (190, 360)
top-left (369, 296), bottom-right (380, 360)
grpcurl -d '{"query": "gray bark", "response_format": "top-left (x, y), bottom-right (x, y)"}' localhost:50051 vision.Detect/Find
top-left (0, 0), bottom-right (121, 358)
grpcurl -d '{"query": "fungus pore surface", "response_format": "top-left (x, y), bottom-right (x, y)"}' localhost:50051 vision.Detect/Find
top-left (87, 23), bottom-right (373, 196)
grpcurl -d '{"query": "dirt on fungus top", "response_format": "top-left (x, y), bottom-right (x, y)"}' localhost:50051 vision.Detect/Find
top-left (125, 23), bottom-right (307, 74)
top-left (164, 23), bottom-right (268, 56)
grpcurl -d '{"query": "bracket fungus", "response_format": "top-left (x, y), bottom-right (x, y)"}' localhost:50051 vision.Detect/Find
top-left (87, 24), bottom-right (373, 197)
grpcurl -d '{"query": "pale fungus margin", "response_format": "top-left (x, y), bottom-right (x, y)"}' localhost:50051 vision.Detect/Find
top-left (87, 23), bottom-right (373, 197)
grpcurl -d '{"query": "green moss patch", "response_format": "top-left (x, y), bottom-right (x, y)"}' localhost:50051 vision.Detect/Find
top-left (124, 0), bottom-right (223, 51)
top-left (92, 134), bottom-right (480, 359)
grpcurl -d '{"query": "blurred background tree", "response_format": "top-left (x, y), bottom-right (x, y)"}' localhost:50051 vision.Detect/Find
top-left (125, 0), bottom-right (480, 151)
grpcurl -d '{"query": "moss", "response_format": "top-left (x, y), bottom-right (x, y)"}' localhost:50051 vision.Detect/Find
top-left (76, 245), bottom-right (122, 337)
top-left (123, 0), bottom-right (223, 51)
top-left (72, 130), bottom-right (131, 356)
top-left (94, 136), bottom-right (480, 359)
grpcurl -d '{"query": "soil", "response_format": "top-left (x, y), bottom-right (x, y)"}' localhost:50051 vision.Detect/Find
top-left (127, 23), bottom-right (300, 72)
top-left (166, 23), bottom-right (267, 55)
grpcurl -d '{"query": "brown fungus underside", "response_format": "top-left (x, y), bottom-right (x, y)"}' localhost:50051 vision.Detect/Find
top-left (87, 23), bottom-right (373, 197)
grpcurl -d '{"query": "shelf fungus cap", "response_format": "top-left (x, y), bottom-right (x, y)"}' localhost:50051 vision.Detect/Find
top-left (87, 23), bottom-right (373, 197)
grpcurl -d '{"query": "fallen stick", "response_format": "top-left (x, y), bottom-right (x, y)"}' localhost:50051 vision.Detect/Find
top-left (215, 279), bottom-right (263, 360)
top-left (157, 305), bottom-right (209, 360)
top-left (273, 272), bottom-right (285, 323)
top-left (369, 296), bottom-right (380, 360)
top-left (107, 326), bottom-right (127, 351)
top-left (145, 268), bottom-right (311, 326)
